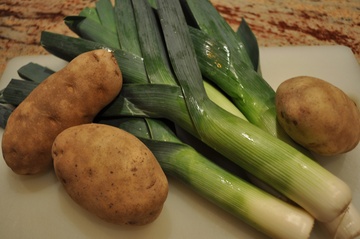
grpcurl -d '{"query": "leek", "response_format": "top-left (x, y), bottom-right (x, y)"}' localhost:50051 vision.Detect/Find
top-left (79, 7), bottom-right (99, 23)
top-left (181, 0), bottom-right (253, 68)
top-left (0, 104), bottom-right (12, 129)
top-left (236, 17), bottom-right (260, 72)
top-left (2, 79), bottom-right (35, 106)
top-left (95, 0), bottom-right (116, 32)
top-left (114, 0), bottom-right (142, 56)
top-left (64, 16), bottom-right (120, 49)
top-left (182, 0), bottom-right (280, 137)
top-left (323, 203), bottom-right (360, 239)
top-left (40, 32), bottom-right (147, 84)
top-left (102, 117), bottom-right (314, 239)
top-left (17, 63), bottom-right (54, 83)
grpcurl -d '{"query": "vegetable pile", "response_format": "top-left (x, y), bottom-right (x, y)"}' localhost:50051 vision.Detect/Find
top-left (0, 0), bottom-right (359, 238)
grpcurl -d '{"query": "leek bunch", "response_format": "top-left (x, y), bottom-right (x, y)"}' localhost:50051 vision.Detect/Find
top-left (1, 0), bottom-right (357, 238)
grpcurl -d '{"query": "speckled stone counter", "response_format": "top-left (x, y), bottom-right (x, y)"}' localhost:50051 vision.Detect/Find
top-left (1, 0), bottom-right (359, 78)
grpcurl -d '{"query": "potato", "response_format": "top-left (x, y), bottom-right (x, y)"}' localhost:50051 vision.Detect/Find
top-left (2, 49), bottom-right (123, 175)
top-left (52, 123), bottom-right (168, 226)
top-left (276, 76), bottom-right (360, 156)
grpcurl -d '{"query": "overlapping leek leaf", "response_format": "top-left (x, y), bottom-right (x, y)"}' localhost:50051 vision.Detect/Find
top-left (236, 18), bottom-right (260, 72)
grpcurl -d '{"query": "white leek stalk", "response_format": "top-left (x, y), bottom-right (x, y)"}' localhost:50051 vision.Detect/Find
top-left (323, 203), bottom-right (360, 239)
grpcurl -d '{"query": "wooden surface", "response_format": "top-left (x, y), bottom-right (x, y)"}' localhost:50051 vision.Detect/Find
top-left (1, 0), bottom-right (359, 78)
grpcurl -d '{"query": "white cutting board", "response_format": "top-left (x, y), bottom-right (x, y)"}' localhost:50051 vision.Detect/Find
top-left (0, 45), bottom-right (359, 239)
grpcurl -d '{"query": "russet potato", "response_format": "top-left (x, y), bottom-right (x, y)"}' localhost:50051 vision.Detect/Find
top-left (276, 76), bottom-right (360, 156)
top-left (2, 49), bottom-right (123, 175)
top-left (52, 123), bottom-right (168, 226)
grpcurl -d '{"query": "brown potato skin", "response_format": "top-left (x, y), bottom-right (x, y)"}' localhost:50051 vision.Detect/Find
top-left (52, 123), bottom-right (168, 226)
top-left (276, 76), bottom-right (360, 156)
top-left (2, 49), bottom-right (123, 175)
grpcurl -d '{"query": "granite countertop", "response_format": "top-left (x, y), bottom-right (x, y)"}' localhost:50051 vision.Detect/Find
top-left (1, 0), bottom-right (359, 78)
